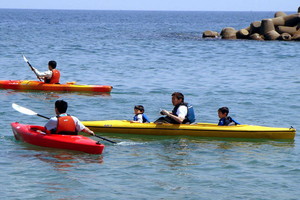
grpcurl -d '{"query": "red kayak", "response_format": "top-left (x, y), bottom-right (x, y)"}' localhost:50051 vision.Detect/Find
top-left (0, 80), bottom-right (112, 93)
top-left (11, 122), bottom-right (104, 154)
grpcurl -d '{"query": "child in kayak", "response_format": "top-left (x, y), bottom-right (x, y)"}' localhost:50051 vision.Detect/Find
top-left (218, 107), bottom-right (240, 126)
top-left (45, 100), bottom-right (95, 135)
top-left (131, 105), bottom-right (150, 123)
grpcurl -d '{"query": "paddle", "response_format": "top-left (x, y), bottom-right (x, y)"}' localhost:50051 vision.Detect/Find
top-left (12, 103), bottom-right (50, 119)
top-left (12, 103), bottom-right (116, 144)
top-left (22, 55), bottom-right (42, 81)
top-left (93, 135), bottom-right (116, 144)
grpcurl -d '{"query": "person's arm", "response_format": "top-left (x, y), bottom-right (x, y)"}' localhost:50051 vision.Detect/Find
top-left (74, 117), bottom-right (95, 135)
top-left (167, 112), bottom-right (184, 123)
top-left (32, 67), bottom-right (52, 79)
top-left (81, 127), bottom-right (95, 136)
top-left (161, 107), bottom-right (186, 124)
top-left (44, 117), bottom-right (57, 132)
top-left (130, 115), bottom-right (138, 123)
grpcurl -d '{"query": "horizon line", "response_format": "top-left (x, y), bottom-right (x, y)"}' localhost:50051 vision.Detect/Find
top-left (0, 7), bottom-right (295, 13)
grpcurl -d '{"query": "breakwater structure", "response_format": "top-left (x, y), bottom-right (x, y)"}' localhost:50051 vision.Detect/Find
top-left (203, 7), bottom-right (300, 41)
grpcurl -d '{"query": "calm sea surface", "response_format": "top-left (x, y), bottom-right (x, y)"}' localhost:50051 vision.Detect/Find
top-left (0, 9), bottom-right (299, 199)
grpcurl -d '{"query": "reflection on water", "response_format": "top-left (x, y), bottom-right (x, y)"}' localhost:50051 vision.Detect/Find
top-left (19, 145), bottom-right (103, 171)
top-left (35, 153), bottom-right (80, 171)
top-left (38, 182), bottom-right (69, 195)
top-left (34, 153), bottom-right (103, 171)
top-left (153, 137), bottom-right (295, 170)
top-left (1, 89), bottom-right (112, 101)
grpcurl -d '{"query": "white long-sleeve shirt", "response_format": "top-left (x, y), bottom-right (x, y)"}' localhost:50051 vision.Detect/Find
top-left (33, 67), bottom-right (53, 79)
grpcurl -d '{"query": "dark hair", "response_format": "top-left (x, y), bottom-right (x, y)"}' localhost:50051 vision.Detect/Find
top-left (218, 107), bottom-right (229, 115)
top-left (55, 100), bottom-right (68, 113)
top-left (48, 60), bottom-right (57, 69)
top-left (134, 105), bottom-right (144, 113)
top-left (172, 92), bottom-right (184, 102)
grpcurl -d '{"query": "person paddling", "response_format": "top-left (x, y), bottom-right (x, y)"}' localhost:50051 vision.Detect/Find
top-left (32, 60), bottom-right (60, 84)
top-left (45, 100), bottom-right (95, 136)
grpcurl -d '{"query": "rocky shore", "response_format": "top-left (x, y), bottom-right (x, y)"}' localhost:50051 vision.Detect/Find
top-left (203, 7), bottom-right (300, 41)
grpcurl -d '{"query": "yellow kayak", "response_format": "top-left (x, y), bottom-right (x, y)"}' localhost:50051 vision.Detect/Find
top-left (82, 120), bottom-right (296, 140)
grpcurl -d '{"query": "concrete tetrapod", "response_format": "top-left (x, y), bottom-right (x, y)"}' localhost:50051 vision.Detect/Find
top-left (220, 27), bottom-right (237, 39)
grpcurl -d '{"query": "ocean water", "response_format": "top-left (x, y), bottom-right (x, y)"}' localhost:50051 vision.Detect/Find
top-left (0, 9), bottom-right (299, 199)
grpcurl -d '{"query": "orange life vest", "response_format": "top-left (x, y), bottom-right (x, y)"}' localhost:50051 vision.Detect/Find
top-left (45, 69), bottom-right (60, 84)
top-left (55, 115), bottom-right (77, 135)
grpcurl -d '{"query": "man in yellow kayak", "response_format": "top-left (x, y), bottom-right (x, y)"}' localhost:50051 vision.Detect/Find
top-left (32, 60), bottom-right (60, 84)
top-left (154, 92), bottom-right (196, 124)
top-left (45, 100), bottom-right (95, 135)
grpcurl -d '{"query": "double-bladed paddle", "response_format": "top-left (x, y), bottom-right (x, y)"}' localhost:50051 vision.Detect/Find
top-left (12, 103), bottom-right (116, 144)
top-left (22, 55), bottom-right (42, 81)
